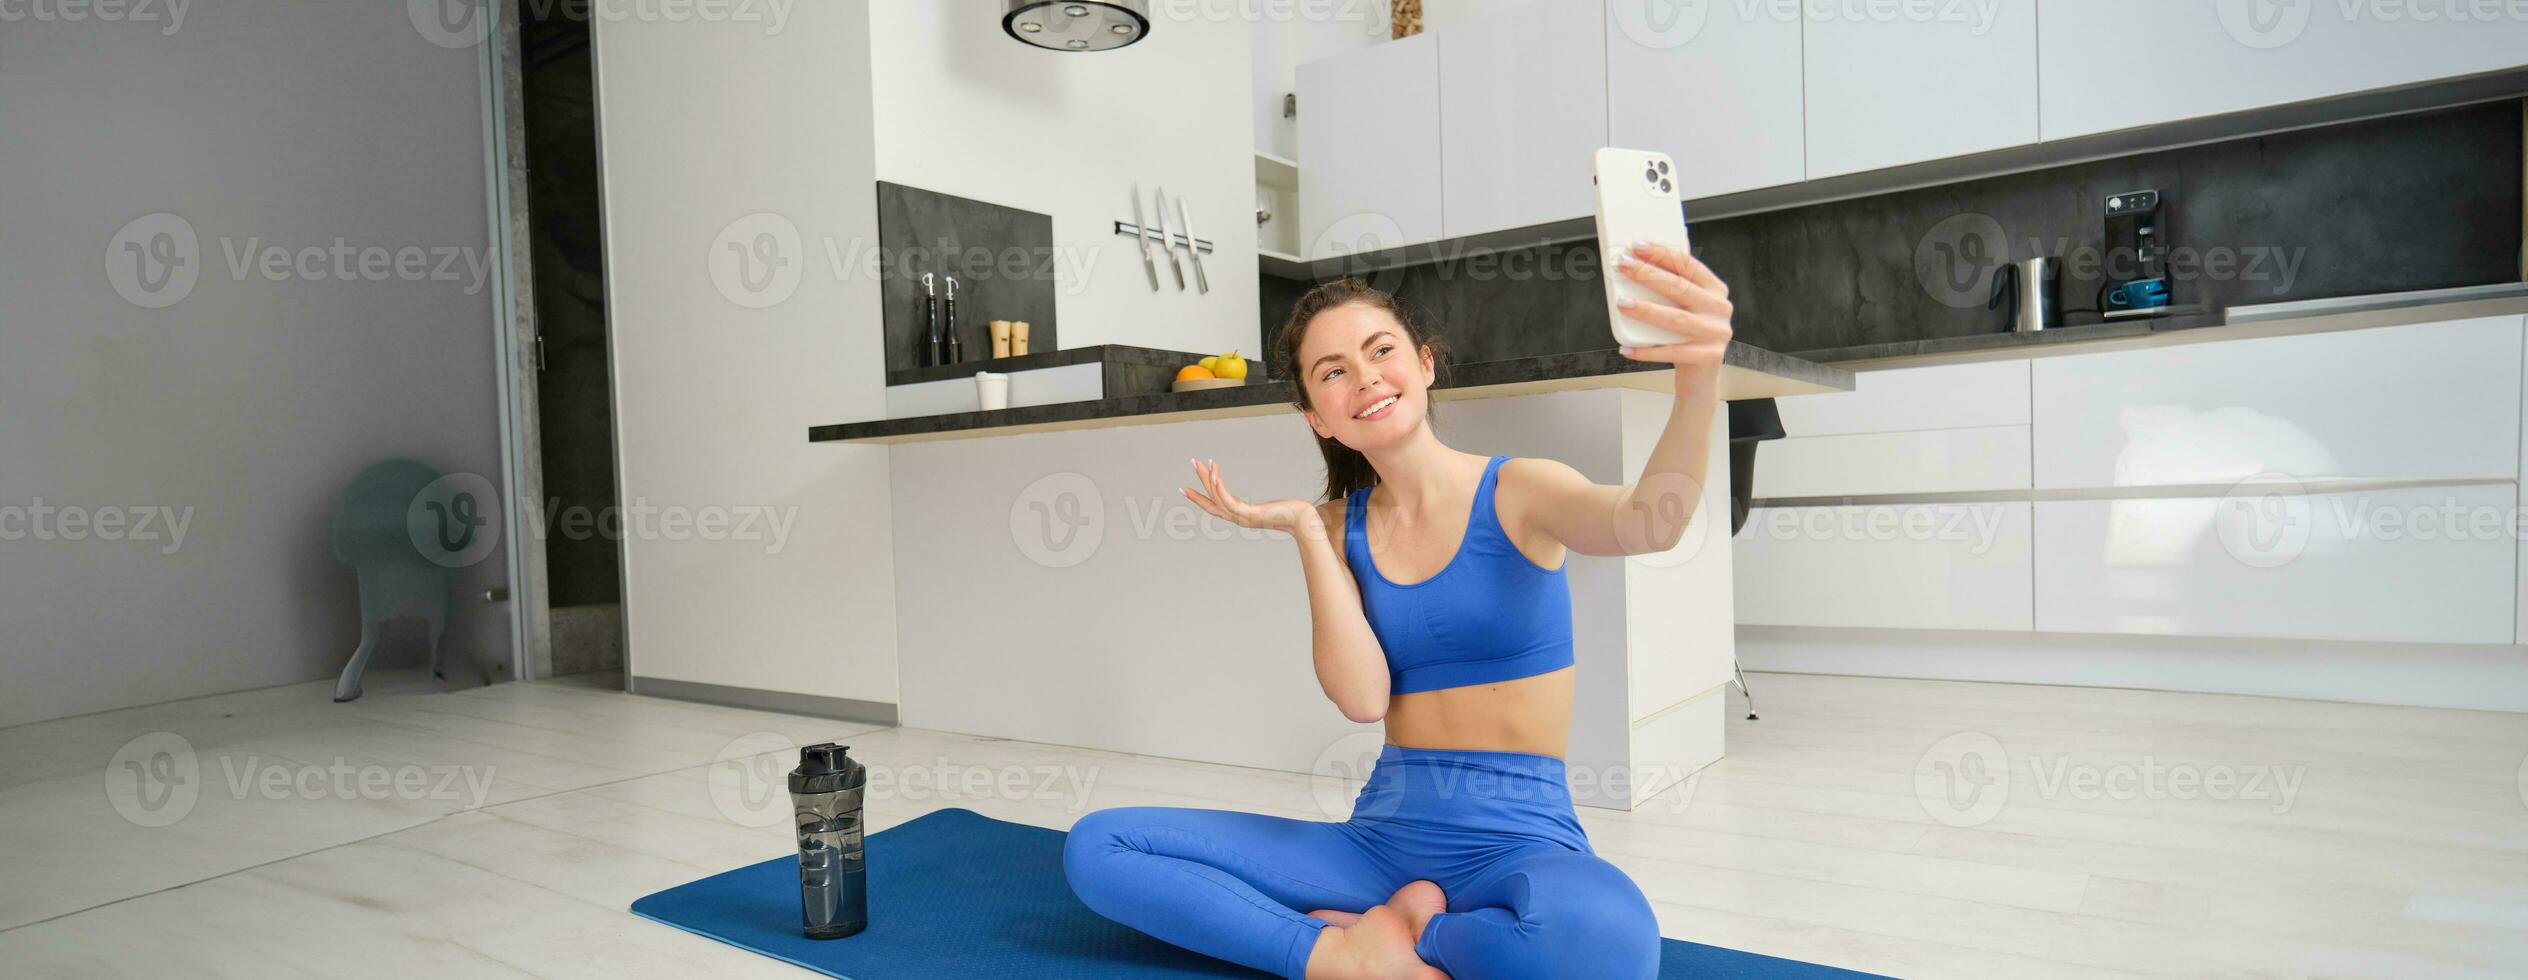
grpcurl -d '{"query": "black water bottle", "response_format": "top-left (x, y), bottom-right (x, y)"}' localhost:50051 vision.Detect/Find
top-left (788, 743), bottom-right (868, 939)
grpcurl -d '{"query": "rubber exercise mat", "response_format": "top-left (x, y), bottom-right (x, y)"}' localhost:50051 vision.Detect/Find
top-left (630, 807), bottom-right (1889, 979)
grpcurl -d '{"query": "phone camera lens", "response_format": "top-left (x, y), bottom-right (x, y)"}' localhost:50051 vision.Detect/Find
top-left (1656, 160), bottom-right (1670, 175)
top-left (1643, 167), bottom-right (1658, 183)
top-left (1658, 177), bottom-right (1672, 194)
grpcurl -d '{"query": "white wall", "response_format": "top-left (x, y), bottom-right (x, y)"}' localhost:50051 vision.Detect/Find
top-left (590, 3), bottom-right (899, 706)
top-left (0, 3), bottom-right (507, 727)
top-left (867, 5), bottom-right (1260, 360)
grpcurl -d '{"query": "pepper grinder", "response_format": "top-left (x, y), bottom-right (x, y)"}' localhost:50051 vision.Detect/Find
top-left (942, 275), bottom-right (963, 364)
top-left (920, 272), bottom-right (942, 367)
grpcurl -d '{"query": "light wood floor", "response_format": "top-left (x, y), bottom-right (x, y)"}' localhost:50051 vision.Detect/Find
top-left (1, 669), bottom-right (2523, 978)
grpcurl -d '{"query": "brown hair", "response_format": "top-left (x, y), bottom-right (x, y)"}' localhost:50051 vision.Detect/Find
top-left (1269, 278), bottom-right (1454, 503)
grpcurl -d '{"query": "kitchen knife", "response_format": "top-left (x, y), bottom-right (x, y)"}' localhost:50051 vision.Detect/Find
top-left (1129, 182), bottom-right (1159, 290)
top-left (1154, 185), bottom-right (1186, 289)
top-left (1176, 193), bottom-right (1210, 293)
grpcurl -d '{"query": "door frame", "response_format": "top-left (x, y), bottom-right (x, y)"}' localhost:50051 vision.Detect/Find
top-left (477, 0), bottom-right (553, 684)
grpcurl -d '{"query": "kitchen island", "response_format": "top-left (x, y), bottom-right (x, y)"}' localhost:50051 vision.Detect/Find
top-left (817, 341), bottom-right (1851, 811)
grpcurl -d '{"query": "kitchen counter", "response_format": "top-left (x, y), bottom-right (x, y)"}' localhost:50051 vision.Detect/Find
top-left (810, 341), bottom-right (1852, 445)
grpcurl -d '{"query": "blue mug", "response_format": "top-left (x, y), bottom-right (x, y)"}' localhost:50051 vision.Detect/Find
top-left (2107, 277), bottom-right (2170, 310)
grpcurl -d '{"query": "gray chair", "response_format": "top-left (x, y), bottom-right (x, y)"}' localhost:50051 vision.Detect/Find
top-left (330, 460), bottom-right (487, 701)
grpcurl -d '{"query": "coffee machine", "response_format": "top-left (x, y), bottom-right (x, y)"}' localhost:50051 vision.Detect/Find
top-left (2101, 188), bottom-right (2170, 317)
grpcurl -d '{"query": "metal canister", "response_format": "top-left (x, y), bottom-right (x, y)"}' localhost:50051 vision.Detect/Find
top-left (1990, 255), bottom-right (2061, 333)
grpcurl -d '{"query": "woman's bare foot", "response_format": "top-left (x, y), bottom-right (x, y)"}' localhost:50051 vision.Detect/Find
top-left (1307, 908), bottom-right (1364, 928)
top-left (1385, 880), bottom-right (1446, 941)
top-left (1302, 904), bottom-right (1448, 979)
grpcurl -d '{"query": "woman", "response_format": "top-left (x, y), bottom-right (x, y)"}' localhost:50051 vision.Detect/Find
top-left (1063, 242), bottom-right (1734, 980)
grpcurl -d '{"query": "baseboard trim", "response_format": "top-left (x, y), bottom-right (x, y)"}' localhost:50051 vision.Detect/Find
top-left (628, 675), bottom-right (900, 727)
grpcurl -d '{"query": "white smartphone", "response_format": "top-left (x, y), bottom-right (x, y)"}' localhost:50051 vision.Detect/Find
top-left (1591, 147), bottom-right (1692, 349)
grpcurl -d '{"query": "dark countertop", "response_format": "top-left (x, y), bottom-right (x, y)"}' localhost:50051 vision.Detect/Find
top-left (811, 340), bottom-right (1853, 445)
top-left (1789, 283), bottom-right (2528, 363)
top-left (1790, 308), bottom-right (2219, 363)
top-left (885, 343), bottom-right (1259, 386)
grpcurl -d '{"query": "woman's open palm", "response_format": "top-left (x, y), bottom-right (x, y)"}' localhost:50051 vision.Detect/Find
top-left (1182, 459), bottom-right (1324, 539)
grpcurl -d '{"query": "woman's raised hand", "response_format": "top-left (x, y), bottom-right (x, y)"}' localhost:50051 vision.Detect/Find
top-left (1182, 458), bottom-right (1325, 539)
top-left (1614, 241), bottom-right (1734, 370)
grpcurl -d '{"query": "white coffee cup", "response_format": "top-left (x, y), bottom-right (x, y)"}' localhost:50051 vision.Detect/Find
top-left (975, 371), bottom-right (1010, 411)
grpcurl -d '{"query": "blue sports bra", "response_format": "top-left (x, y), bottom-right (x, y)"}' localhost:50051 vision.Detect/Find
top-left (1342, 454), bottom-right (1575, 695)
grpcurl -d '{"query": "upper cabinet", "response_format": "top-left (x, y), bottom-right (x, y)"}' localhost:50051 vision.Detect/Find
top-left (1437, 0), bottom-right (1610, 238)
top-left (1296, 32), bottom-right (1444, 257)
top-left (1800, 0), bottom-right (2040, 178)
top-left (1604, 0), bottom-right (1806, 200)
top-left (2039, 0), bottom-right (2528, 141)
top-left (1288, 0), bottom-right (2527, 251)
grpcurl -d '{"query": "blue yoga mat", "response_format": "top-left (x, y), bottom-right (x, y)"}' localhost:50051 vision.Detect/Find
top-left (631, 807), bottom-right (1887, 979)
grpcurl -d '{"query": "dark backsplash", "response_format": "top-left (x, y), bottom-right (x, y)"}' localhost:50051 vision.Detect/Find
top-left (877, 181), bottom-right (1059, 373)
top-left (1264, 101), bottom-right (2524, 360)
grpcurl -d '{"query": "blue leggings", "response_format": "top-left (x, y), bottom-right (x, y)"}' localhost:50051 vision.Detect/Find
top-left (1062, 743), bottom-right (1661, 980)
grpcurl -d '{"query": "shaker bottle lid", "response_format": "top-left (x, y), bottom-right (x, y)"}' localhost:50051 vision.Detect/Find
top-left (798, 742), bottom-right (851, 775)
top-left (790, 742), bottom-right (866, 793)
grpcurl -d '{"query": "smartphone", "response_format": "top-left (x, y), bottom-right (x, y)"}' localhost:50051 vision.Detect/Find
top-left (1591, 147), bottom-right (1692, 349)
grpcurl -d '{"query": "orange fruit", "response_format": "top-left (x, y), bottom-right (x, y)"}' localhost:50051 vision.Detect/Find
top-left (1175, 365), bottom-right (1215, 382)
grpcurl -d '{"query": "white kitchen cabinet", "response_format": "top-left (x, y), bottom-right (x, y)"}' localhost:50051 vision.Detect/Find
top-left (1755, 426), bottom-right (2031, 498)
top-left (2034, 485), bottom-right (2518, 645)
top-left (1774, 359), bottom-right (2029, 436)
top-left (1604, 0), bottom-right (1805, 200)
top-left (1801, 0), bottom-right (2039, 178)
top-left (1437, 0), bottom-right (1609, 238)
top-left (2032, 316), bottom-right (2527, 490)
top-left (1296, 33), bottom-right (1445, 257)
top-left (1734, 502), bottom-right (2034, 631)
top-left (2039, 0), bottom-right (2528, 141)
top-left (1753, 359), bottom-right (2032, 497)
